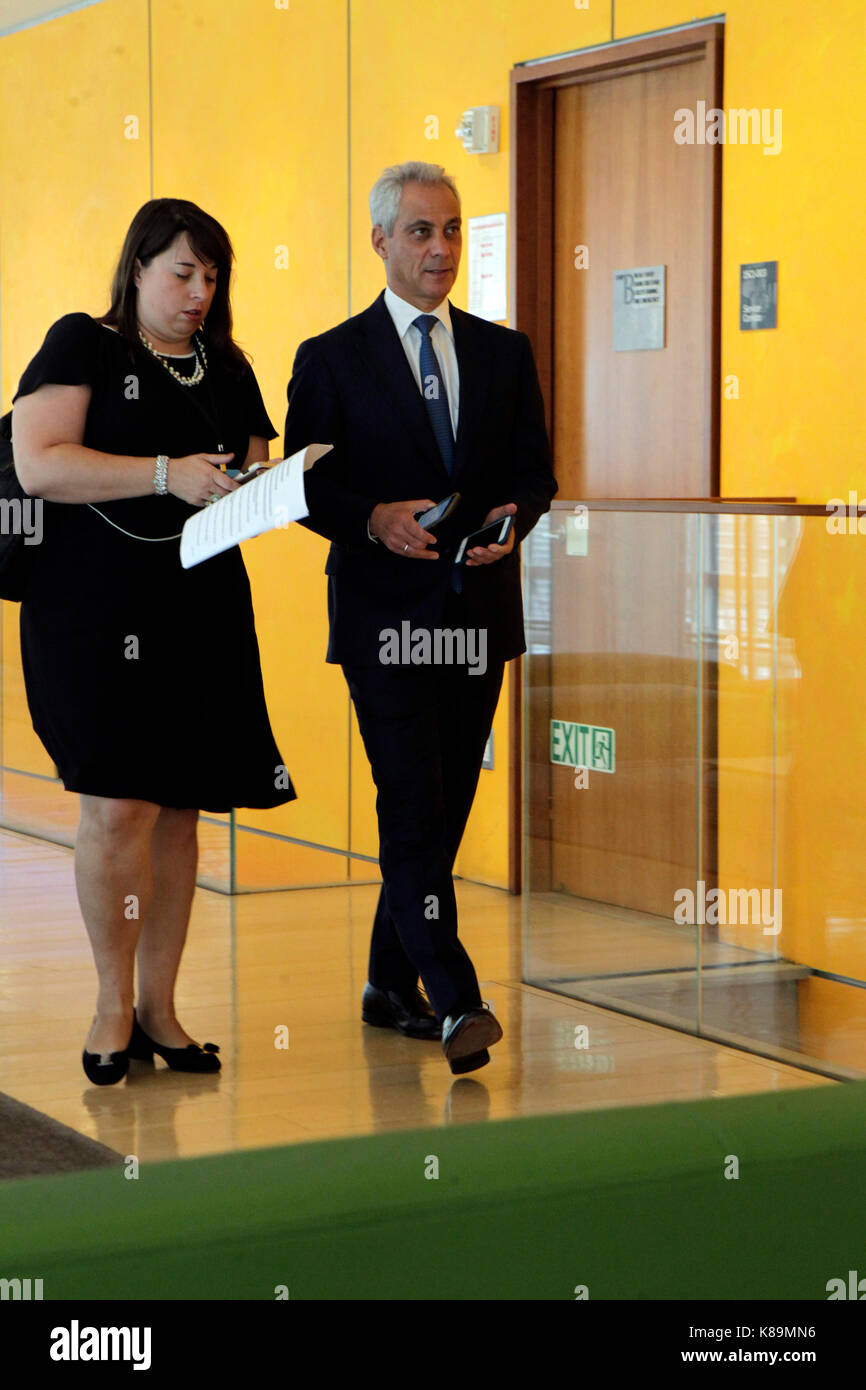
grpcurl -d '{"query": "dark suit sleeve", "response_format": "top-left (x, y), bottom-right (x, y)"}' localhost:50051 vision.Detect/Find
top-left (506, 333), bottom-right (558, 545)
top-left (284, 337), bottom-right (380, 547)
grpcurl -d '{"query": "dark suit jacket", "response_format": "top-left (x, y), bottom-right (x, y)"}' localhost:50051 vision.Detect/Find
top-left (284, 291), bottom-right (556, 666)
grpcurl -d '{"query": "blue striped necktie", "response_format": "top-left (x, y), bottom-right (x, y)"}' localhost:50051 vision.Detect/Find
top-left (413, 314), bottom-right (454, 476)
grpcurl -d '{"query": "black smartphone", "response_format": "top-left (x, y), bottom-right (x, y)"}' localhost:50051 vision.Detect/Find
top-left (415, 492), bottom-right (461, 529)
top-left (455, 515), bottom-right (514, 565)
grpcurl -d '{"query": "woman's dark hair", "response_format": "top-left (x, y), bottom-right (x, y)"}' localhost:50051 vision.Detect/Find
top-left (100, 198), bottom-right (249, 374)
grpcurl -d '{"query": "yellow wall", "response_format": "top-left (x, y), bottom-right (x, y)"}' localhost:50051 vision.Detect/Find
top-left (150, 0), bottom-right (352, 864)
top-left (0, 0), bottom-right (150, 777)
top-left (616, 0), bottom-right (865, 499)
top-left (2, 0), bottom-right (865, 915)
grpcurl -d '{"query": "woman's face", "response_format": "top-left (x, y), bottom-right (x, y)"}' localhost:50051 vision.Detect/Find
top-left (133, 232), bottom-right (218, 350)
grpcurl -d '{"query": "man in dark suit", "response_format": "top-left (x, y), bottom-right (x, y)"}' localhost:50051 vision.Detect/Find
top-left (284, 161), bottom-right (556, 1074)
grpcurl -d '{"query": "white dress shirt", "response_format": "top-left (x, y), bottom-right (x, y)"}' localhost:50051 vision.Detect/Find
top-left (367, 288), bottom-right (461, 542)
top-left (383, 286), bottom-right (460, 437)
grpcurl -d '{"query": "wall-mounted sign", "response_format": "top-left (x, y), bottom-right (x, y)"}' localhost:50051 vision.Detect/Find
top-left (740, 261), bottom-right (778, 330)
top-left (613, 265), bottom-right (666, 351)
top-left (468, 213), bottom-right (507, 322)
top-left (566, 510), bottom-right (588, 556)
top-left (482, 730), bottom-right (494, 770)
top-left (550, 720), bottom-right (615, 774)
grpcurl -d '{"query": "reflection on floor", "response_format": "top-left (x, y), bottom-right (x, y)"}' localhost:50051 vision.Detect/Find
top-left (0, 827), bottom-right (834, 1165)
top-left (0, 767), bottom-right (378, 893)
top-left (526, 892), bottom-right (866, 1078)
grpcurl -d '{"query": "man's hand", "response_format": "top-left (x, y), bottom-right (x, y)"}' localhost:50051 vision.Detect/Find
top-left (465, 502), bottom-right (517, 566)
top-left (369, 499), bottom-right (440, 559)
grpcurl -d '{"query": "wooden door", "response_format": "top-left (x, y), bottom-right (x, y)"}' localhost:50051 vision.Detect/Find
top-left (552, 56), bottom-right (719, 498)
top-left (514, 24), bottom-right (722, 916)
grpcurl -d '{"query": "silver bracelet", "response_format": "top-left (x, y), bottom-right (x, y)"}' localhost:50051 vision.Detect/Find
top-left (153, 455), bottom-right (169, 495)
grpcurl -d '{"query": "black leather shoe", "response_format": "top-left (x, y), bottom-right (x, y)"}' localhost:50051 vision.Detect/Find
top-left (82, 1044), bottom-right (130, 1087)
top-left (441, 1005), bottom-right (503, 1075)
top-left (82, 1016), bottom-right (134, 1087)
top-left (361, 983), bottom-right (442, 1040)
top-left (128, 1011), bottom-right (221, 1073)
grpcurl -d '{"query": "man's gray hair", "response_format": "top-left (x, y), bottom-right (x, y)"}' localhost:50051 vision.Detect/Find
top-left (369, 162), bottom-right (460, 236)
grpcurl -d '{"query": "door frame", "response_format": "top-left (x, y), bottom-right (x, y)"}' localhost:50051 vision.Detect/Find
top-left (507, 21), bottom-right (724, 893)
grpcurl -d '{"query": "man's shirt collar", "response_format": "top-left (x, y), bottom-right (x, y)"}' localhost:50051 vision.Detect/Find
top-left (384, 286), bottom-right (453, 341)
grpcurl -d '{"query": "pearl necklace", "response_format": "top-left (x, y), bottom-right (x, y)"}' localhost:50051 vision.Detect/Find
top-left (137, 327), bottom-right (206, 385)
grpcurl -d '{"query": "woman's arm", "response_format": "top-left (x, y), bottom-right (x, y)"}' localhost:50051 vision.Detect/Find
top-left (14, 384), bottom-right (156, 501)
top-left (12, 383), bottom-right (236, 506)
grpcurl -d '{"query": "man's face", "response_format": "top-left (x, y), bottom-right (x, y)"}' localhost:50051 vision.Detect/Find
top-left (373, 181), bottom-right (462, 310)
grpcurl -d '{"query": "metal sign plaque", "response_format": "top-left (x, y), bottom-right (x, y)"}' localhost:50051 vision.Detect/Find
top-left (613, 265), bottom-right (666, 351)
top-left (740, 260), bottom-right (778, 330)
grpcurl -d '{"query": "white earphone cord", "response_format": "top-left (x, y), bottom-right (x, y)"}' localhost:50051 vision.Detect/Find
top-left (87, 503), bottom-right (183, 542)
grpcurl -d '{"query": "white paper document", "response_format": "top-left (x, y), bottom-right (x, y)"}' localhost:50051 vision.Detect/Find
top-left (179, 443), bottom-right (332, 569)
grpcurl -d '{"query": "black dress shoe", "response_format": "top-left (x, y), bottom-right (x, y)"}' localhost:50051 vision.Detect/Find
top-left (128, 1012), bottom-right (221, 1073)
top-left (361, 983), bottom-right (442, 1040)
top-left (441, 1005), bottom-right (503, 1075)
top-left (82, 1044), bottom-right (130, 1087)
top-left (82, 1020), bottom-right (134, 1087)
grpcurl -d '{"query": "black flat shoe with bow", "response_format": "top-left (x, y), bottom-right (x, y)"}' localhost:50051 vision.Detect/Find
top-left (128, 1011), bottom-right (221, 1073)
top-left (82, 1040), bottom-right (131, 1087)
top-left (82, 1013), bottom-right (135, 1086)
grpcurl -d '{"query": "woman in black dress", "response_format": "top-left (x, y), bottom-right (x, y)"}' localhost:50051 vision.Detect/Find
top-left (11, 198), bottom-right (296, 1085)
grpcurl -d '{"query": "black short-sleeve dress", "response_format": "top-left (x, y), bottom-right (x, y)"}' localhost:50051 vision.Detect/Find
top-left (12, 313), bottom-right (297, 813)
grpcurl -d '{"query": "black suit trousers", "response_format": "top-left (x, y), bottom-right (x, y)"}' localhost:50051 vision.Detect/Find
top-left (341, 598), bottom-right (505, 1022)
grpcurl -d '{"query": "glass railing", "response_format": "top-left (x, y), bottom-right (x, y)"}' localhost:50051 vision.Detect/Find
top-left (522, 499), bottom-right (866, 1080)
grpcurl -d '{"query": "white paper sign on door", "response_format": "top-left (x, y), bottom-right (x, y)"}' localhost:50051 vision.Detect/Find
top-left (468, 213), bottom-right (507, 322)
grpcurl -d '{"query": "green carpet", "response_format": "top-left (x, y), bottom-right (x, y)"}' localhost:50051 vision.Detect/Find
top-left (1, 1081), bottom-right (864, 1300)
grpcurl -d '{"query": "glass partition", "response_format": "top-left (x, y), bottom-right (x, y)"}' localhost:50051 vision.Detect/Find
top-left (523, 501), bottom-right (866, 1080)
top-left (0, 599), bottom-right (379, 895)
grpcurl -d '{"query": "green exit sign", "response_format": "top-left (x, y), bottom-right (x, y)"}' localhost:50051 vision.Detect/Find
top-left (550, 720), bottom-right (615, 774)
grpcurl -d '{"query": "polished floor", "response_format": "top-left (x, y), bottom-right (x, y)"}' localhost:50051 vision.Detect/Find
top-left (0, 826), bottom-right (833, 1165)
